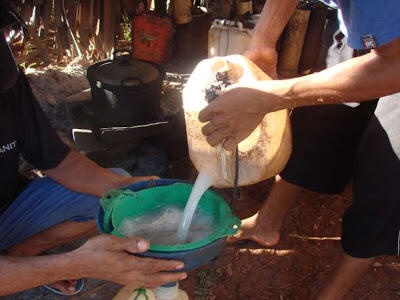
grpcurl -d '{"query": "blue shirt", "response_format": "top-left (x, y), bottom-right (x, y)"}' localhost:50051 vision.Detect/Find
top-left (320, 0), bottom-right (400, 49)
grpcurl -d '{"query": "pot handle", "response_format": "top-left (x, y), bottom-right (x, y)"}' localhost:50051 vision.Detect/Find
top-left (113, 49), bottom-right (132, 64)
top-left (121, 77), bottom-right (143, 86)
top-left (113, 49), bottom-right (132, 59)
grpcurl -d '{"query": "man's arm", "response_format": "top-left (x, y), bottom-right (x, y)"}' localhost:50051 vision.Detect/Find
top-left (199, 37), bottom-right (400, 150)
top-left (45, 151), bottom-right (157, 197)
top-left (0, 235), bottom-right (185, 296)
top-left (244, 0), bottom-right (299, 78)
top-left (257, 37), bottom-right (400, 110)
top-left (0, 252), bottom-right (78, 295)
top-left (250, 0), bottom-right (298, 48)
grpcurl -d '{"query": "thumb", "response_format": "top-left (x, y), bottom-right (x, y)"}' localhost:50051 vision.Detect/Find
top-left (120, 237), bottom-right (150, 253)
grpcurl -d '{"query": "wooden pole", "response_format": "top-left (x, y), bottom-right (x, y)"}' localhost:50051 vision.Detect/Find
top-left (277, 8), bottom-right (311, 78)
top-left (102, 0), bottom-right (117, 57)
top-left (298, 7), bottom-right (328, 74)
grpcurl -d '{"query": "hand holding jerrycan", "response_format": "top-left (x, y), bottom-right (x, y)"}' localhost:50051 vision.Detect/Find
top-left (183, 55), bottom-right (292, 188)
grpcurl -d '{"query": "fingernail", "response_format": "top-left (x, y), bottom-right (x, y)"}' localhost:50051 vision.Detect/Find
top-left (138, 240), bottom-right (148, 250)
top-left (180, 273), bottom-right (187, 280)
top-left (175, 263), bottom-right (184, 269)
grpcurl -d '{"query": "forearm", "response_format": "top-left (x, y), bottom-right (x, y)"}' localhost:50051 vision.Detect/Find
top-left (258, 47), bottom-right (400, 111)
top-left (45, 151), bottom-right (133, 197)
top-left (250, 0), bottom-right (299, 48)
top-left (0, 253), bottom-right (81, 295)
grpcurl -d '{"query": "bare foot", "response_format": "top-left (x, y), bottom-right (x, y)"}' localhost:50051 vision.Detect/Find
top-left (46, 279), bottom-right (79, 295)
top-left (228, 213), bottom-right (280, 247)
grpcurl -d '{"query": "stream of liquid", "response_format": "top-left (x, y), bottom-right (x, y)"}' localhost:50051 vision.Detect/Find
top-left (177, 171), bottom-right (214, 243)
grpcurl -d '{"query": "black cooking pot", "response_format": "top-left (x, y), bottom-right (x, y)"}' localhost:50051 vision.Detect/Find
top-left (87, 50), bottom-right (165, 127)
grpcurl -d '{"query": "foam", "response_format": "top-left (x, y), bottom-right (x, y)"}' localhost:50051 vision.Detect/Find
top-left (119, 206), bottom-right (215, 245)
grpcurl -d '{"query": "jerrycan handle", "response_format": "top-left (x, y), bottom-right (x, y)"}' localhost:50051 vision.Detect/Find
top-left (212, 19), bottom-right (245, 31)
top-left (217, 143), bottom-right (234, 182)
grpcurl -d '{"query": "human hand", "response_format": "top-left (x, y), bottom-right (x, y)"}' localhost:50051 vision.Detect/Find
top-left (74, 235), bottom-right (186, 288)
top-left (244, 47), bottom-right (278, 79)
top-left (199, 83), bottom-right (270, 151)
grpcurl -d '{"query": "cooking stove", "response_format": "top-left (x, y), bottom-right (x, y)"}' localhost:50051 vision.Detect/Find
top-left (65, 99), bottom-right (169, 157)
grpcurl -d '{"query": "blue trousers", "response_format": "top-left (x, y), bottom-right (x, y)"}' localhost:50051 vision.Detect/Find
top-left (0, 168), bottom-right (130, 252)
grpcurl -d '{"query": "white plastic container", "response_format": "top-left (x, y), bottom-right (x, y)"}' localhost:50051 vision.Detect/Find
top-left (183, 55), bottom-right (292, 188)
top-left (208, 20), bottom-right (252, 57)
top-left (113, 284), bottom-right (189, 300)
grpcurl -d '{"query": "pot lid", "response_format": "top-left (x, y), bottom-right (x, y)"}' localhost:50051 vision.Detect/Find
top-left (91, 58), bottom-right (161, 87)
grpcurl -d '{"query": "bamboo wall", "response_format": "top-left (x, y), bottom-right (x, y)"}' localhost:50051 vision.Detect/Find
top-left (9, 0), bottom-right (144, 67)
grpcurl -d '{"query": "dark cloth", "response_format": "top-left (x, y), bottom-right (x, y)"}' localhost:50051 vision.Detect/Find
top-left (0, 1), bottom-right (25, 31)
top-left (0, 33), bottom-right (18, 94)
top-left (0, 1), bottom-right (25, 94)
top-left (342, 95), bottom-right (400, 257)
top-left (280, 102), bottom-right (377, 194)
top-left (0, 70), bottom-right (70, 213)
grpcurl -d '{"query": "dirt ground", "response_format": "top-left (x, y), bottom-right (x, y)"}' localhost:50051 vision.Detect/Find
top-left (179, 179), bottom-right (400, 300)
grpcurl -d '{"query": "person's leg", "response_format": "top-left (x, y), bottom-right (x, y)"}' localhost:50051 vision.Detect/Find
top-left (0, 167), bottom-right (130, 254)
top-left (318, 96), bottom-right (400, 299)
top-left (6, 220), bottom-right (97, 256)
top-left (317, 254), bottom-right (374, 300)
top-left (0, 178), bottom-right (100, 253)
top-left (228, 176), bottom-right (301, 246)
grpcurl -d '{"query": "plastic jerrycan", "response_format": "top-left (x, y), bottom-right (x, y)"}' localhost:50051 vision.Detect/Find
top-left (208, 20), bottom-right (252, 57)
top-left (208, 18), bottom-right (262, 57)
top-left (183, 55), bottom-right (292, 188)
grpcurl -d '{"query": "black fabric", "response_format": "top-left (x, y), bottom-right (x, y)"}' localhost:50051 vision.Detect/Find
top-left (0, 70), bottom-right (70, 212)
top-left (342, 114), bottom-right (400, 257)
top-left (280, 101), bottom-right (377, 194)
top-left (0, 1), bottom-right (24, 31)
top-left (0, 1), bottom-right (25, 94)
top-left (0, 32), bottom-right (19, 94)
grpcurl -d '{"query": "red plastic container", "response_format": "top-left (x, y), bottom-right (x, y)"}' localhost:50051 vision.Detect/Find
top-left (132, 14), bottom-right (174, 64)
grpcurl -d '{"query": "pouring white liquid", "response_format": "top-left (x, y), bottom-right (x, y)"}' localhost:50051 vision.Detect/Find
top-left (177, 171), bottom-right (214, 243)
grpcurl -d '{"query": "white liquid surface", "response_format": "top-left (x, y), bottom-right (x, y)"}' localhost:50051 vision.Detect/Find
top-left (119, 206), bottom-right (215, 245)
top-left (177, 171), bottom-right (214, 243)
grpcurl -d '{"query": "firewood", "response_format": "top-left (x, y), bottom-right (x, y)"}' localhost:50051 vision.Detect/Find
top-left (65, 0), bottom-right (78, 33)
top-left (54, 0), bottom-right (66, 61)
top-left (21, 1), bottom-right (35, 24)
top-left (102, 0), bottom-right (117, 56)
top-left (78, 0), bottom-right (94, 51)
top-left (92, 0), bottom-right (102, 35)
top-left (41, 0), bottom-right (53, 38)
